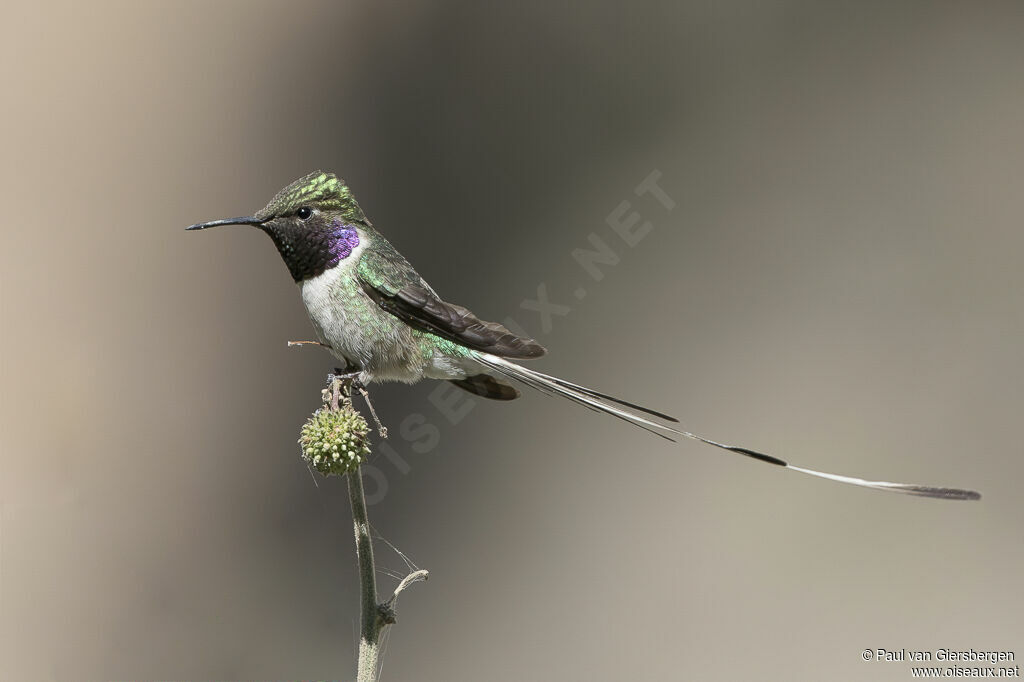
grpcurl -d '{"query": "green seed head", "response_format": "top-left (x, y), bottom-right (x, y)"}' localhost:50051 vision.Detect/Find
top-left (299, 404), bottom-right (371, 476)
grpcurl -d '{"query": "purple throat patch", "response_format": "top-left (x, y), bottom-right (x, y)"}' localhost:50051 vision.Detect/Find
top-left (329, 220), bottom-right (360, 263)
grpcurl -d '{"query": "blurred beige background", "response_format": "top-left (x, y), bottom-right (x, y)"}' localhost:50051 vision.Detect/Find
top-left (2, 2), bottom-right (1023, 680)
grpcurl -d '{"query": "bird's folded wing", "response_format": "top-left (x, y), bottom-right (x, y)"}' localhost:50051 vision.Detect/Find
top-left (356, 242), bottom-right (546, 359)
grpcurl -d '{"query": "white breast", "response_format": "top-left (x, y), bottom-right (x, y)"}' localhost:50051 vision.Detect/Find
top-left (299, 237), bottom-right (367, 367)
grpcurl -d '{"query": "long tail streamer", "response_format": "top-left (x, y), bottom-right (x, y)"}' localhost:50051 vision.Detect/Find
top-left (475, 354), bottom-right (980, 501)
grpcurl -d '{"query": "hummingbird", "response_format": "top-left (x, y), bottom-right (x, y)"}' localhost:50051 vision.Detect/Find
top-left (187, 171), bottom-right (979, 501)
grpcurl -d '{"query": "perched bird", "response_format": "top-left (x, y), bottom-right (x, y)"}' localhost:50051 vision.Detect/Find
top-left (188, 171), bottom-right (979, 500)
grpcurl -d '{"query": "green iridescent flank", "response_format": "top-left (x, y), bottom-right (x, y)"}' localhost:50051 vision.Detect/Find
top-left (255, 170), bottom-right (366, 223)
top-left (356, 260), bottom-right (397, 295)
top-left (413, 331), bottom-right (472, 359)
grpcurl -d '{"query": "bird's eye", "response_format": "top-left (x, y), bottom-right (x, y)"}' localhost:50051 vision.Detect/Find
top-left (296, 207), bottom-right (313, 220)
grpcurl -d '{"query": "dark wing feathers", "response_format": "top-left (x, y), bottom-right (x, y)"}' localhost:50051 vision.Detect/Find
top-left (450, 374), bottom-right (520, 400)
top-left (357, 236), bottom-right (546, 359)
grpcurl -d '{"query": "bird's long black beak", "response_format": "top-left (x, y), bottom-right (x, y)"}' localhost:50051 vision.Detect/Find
top-left (186, 216), bottom-right (266, 231)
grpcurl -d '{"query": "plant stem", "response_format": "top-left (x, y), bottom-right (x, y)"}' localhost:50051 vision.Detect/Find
top-left (348, 467), bottom-right (382, 682)
top-left (325, 376), bottom-right (427, 682)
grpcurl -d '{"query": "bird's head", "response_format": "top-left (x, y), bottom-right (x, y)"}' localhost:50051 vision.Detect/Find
top-left (187, 171), bottom-right (368, 282)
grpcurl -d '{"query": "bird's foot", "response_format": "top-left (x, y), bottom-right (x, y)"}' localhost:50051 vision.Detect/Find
top-left (323, 366), bottom-right (387, 438)
top-left (328, 364), bottom-right (364, 387)
top-left (321, 363), bottom-right (362, 404)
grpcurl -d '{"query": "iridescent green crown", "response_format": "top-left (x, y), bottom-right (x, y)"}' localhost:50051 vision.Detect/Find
top-left (256, 170), bottom-right (367, 222)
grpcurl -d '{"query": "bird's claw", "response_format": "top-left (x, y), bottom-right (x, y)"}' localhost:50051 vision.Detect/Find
top-left (327, 367), bottom-right (363, 387)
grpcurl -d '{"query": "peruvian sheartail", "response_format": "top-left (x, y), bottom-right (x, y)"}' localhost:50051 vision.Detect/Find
top-left (187, 171), bottom-right (980, 501)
